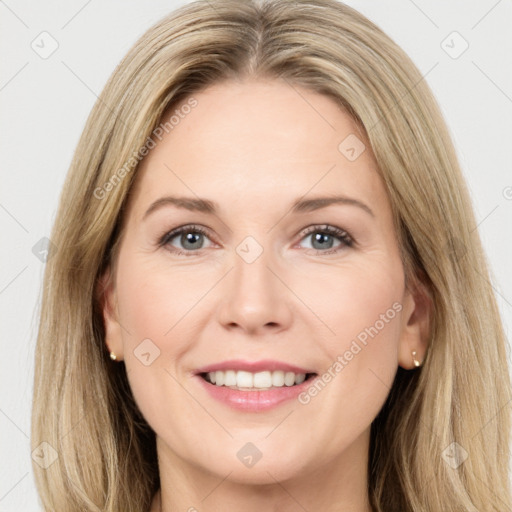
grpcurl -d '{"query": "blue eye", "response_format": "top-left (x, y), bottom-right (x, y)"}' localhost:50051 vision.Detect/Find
top-left (297, 225), bottom-right (353, 254)
top-left (158, 224), bottom-right (213, 256)
top-left (158, 224), bottom-right (354, 256)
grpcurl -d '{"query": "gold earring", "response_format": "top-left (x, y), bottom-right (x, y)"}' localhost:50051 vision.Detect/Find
top-left (412, 350), bottom-right (421, 368)
top-left (110, 351), bottom-right (117, 361)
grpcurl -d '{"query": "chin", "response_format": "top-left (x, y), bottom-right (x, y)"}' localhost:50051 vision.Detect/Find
top-left (215, 461), bottom-right (307, 486)
top-left (197, 443), bottom-right (314, 486)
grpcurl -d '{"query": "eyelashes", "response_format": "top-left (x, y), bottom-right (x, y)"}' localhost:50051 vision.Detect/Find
top-left (158, 224), bottom-right (213, 256)
top-left (300, 224), bottom-right (354, 253)
top-left (157, 223), bottom-right (355, 257)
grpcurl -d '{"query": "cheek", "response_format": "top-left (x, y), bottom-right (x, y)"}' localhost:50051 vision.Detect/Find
top-left (304, 256), bottom-right (404, 354)
top-left (296, 257), bottom-right (404, 425)
top-left (115, 251), bottom-right (213, 344)
top-left (113, 253), bottom-right (183, 376)
top-left (113, 253), bottom-right (207, 441)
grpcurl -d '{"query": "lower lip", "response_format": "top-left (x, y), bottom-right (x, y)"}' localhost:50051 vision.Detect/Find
top-left (195, 375), bottom-right (316, 412)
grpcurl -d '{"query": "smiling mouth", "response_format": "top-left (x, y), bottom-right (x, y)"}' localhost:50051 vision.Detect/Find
top-left (200, 370), bottom-right (318, 391)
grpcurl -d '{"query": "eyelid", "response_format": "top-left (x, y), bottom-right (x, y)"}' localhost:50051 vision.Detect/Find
top-left (158, 223), bottom-right (355, 256)
top-left (298, 224), bottom-right (352, 241)
top-left (158, 224), bottom-right (215, 248)
top-left (295, 224), bottom-right (354, 252)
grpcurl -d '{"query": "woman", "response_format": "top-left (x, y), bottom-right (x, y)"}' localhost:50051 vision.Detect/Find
top-left (31, 0), bottom-right (512, 510)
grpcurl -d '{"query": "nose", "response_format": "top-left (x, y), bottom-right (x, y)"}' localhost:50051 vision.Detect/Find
top-left (216, 246), bottom-right (293, 335)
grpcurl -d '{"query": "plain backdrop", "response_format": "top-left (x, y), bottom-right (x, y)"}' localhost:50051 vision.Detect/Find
top-left (1, 0), bottom-right (511, 510)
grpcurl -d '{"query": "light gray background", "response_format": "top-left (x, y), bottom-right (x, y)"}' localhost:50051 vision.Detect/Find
top-left (1, 0), bottom-right (511, 510)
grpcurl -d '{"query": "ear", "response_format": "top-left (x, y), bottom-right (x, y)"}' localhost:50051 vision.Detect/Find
top-left (97, 267), bottom-right (124, 361)
top-left (397, 280), bottom-right (432, 370)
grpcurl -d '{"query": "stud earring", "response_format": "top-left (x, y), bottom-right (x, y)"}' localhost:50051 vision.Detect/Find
top-left (110, 351), bottom-right (117, 361)
top-left (412, 350), bottom-right (421, 368)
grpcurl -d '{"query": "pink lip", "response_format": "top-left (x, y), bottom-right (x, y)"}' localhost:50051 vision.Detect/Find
top-left (194, 359), bottom-right (314, 374)
top-left (193, 359), bottom-right (318, 412)
top-left (195, 373), bottom-right (317, 412)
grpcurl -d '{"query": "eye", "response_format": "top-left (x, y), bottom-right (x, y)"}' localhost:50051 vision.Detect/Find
top-left (158, 224), bottom-right (214, 256)
top-left (158, 223), bottom-right (354, 257)
top-left (297, 224), bottom-right (354, 255)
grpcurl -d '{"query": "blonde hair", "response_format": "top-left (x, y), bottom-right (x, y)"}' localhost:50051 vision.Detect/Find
top-left (31, 1), bottom-right (512, 510)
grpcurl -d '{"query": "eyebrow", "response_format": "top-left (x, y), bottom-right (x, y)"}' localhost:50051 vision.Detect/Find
top-left (142, 194), bottom-right (374, 220)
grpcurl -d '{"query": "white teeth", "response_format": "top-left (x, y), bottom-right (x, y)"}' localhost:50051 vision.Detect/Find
top-left (205, 370), bottom-right (309, 389)
top-left (224, 370), bottom-right (237, 386)
top-left (236, 371), bottom-right (253, 388)
top-left (253, 371), bottom-right (272, 388)
top-left (295, 373), bottom-right (306, 384)
top-left (284, 372), bottom-right (295, 386)
top-left (271, 371), bottom-right (285, 387)
top-left (214, 371), bottom-right (224, 386)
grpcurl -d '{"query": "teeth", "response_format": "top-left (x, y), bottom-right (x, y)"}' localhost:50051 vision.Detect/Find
top-left (295, 373), bottom-right (306, 384)
top-left (224, 370), bottom-right (237, 386)
top-left (205, 370), bottom-right (309, 389)
top-left (253, 371), bottom-right (272, 388)
top-left (271, 371), bottom-right (285, 387)
top-left (237, 371), bottom-right (253, 388)
top-left (284, 372), bottom-right (295, 386)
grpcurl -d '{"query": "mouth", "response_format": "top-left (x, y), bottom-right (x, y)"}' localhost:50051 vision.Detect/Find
top-left (194, 360), bottom-right (319, 411)
top-left (199, 370), bottom-right (318, 391)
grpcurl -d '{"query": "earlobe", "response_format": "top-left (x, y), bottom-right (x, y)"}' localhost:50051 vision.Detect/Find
top-left (397, 281), bottom-right (432, 370)
top-left (96, 268), bottom-right (124, 361)
top-left (411, 350), bottom-right (422, 368)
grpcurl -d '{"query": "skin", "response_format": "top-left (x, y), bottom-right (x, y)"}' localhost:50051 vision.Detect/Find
top-left (101, 78), bottom-right (430, 512)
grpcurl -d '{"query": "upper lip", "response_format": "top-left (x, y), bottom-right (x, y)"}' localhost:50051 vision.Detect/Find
top-left (194, 359), bottom-right (316, 375)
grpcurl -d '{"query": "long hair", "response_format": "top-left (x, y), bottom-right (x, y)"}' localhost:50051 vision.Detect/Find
top-left (31, 1), bottom-right (512, 510)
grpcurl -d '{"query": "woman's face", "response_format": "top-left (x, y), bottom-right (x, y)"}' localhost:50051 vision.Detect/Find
top-left (102, 78), bottom-right (426, 485)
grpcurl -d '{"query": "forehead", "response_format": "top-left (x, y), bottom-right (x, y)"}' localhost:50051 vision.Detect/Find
top-left (128, 79), bottom-right (386, 217)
